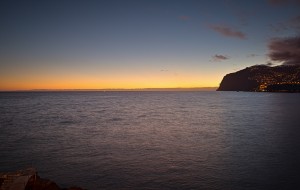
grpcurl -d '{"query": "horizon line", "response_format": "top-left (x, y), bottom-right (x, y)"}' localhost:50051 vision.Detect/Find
top-left (0, 87), bottom-right (218, 92)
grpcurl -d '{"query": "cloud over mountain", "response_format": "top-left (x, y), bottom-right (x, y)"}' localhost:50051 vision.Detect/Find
top-left (268, 35), bottom-right (300, 65)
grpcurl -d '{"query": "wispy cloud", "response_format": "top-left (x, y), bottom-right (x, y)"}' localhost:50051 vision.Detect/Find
top-left (247, 54), bottom-right (259, 58)
top-left (211, 54), bottom-right (230, 62)
top-left (268, 35), bottom-right (300, 65)
top-left (160, 69), bottom-right (169, 72)
top-left (208, 25), bottom-right (246, 39)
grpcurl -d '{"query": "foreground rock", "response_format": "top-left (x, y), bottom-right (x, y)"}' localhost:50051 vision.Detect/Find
top-left (218, 64), bottom-right (300, 92)
top-left (26, 176), bottom-right (86, 190)
top-left (0, 168), bottom-right (86, 190)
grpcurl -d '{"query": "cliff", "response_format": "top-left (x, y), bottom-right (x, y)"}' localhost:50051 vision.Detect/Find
top-left (217, 64), bottom-right (300, 92)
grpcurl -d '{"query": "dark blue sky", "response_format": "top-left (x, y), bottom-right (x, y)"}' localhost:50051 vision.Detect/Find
top-left (1, 0), bottom-right (299, 90)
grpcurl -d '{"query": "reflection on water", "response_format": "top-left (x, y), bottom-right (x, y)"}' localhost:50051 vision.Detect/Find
top-left (0, 92), bottom-right (300, 189)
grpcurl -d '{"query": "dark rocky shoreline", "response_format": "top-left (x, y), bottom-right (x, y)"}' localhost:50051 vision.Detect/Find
top-left (0, 168), bottom-right (86, 190)
top-left (26, 175), bottom-right (86, 190)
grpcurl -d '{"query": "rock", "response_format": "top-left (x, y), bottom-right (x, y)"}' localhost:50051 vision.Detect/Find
top-left (1, 169), bottom-right (86, 190)
top-left (26, 176), bottom-right (60, 190)
top-left (63, 187), bottom-right (87, 190)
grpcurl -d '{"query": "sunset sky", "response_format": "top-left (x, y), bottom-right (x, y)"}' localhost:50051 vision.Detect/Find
top-left (1, 0), bottom-right (299, 90)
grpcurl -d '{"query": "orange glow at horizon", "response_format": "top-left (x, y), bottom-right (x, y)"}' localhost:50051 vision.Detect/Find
top-left (0, 79), bottom-right (219, 91)
top-left (0, 72), bottom-right (221, 91)
top-left (0, 59), bottom-right (224, 91)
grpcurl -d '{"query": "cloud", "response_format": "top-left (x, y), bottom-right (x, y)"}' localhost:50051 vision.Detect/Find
top-left (178, 15), bottom-right (190, 21)
top-left (268, 35), bottom-right (300, 65)
top-left (209, 25), bottom-right (246, 39)
top-left (211, 54), bottom-right (230, 62)
top-left (247, 54), bottom-right (259, 57)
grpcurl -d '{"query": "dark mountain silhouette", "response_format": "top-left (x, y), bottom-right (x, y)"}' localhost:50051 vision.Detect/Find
top-left (218, 64), bottom-right (300, 92)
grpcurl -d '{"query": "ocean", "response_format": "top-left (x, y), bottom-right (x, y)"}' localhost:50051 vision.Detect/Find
top-left (0, 91), bottom-right (300, 190)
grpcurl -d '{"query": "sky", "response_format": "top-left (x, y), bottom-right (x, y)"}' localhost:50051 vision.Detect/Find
top-left (0, 0), bottom-right (299, 90)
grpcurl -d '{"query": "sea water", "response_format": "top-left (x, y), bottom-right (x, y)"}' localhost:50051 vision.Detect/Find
top-left (0, 91), bottom-right (300, 189)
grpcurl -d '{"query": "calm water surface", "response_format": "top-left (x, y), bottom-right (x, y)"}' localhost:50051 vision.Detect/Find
top-left (0, 91), bottom-right (300, 189)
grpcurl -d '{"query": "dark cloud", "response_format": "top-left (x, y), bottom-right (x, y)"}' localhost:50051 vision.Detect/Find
top-left (268, 36), bottom-right (300, 65)
top-left (178, 15), bottom-right (190, 21)
top-left (212, 54), bottom-right (230, 62)
top-left (209, 25), bottom-right (246, 39)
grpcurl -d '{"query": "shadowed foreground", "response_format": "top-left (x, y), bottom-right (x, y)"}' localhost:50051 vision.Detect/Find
top-left (0, 168), bottom-right (86, 190)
